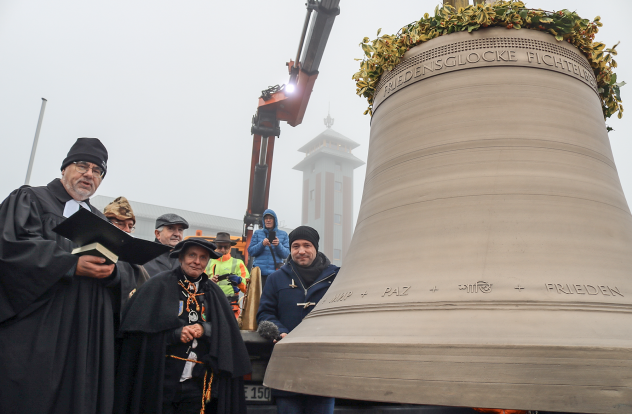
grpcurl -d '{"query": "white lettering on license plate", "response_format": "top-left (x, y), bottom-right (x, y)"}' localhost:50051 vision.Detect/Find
top-left (244, 385), bottom-right (272, 402)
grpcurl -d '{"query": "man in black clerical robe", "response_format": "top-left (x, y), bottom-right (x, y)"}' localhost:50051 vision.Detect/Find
top-left (115, 238), bottom-right (251, 414)
top-left (0, 138), bottom-right (119, 414)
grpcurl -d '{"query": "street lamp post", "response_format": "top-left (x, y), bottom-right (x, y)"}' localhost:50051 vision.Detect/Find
top-left (24, 98), bottom-right (47, 186)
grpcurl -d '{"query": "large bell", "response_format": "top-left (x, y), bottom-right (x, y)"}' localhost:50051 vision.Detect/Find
top-left (264, 28), bottom-right (632, 413)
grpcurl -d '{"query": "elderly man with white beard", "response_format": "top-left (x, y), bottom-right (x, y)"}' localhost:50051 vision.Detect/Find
top-left (0, 138), bottom-right (119, 414)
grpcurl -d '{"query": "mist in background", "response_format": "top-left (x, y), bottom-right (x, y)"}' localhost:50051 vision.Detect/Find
top-left (1, 0), bottom-right (629, 230)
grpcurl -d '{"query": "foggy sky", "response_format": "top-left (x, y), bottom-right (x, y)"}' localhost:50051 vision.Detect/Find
top-left (1, 0), bottom-right (630, 231)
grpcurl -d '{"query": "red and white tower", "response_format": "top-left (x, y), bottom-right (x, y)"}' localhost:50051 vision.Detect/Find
top-left (293, 113), bottom-right (364, 265)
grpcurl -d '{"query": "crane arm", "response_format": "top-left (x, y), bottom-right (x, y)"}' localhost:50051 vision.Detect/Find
top-left (243, 0), bottom-right (340, 262)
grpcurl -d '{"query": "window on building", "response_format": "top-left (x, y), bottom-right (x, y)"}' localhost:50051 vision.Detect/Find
top-left (333, 249), bottom-right (341, 260)
top-left (335, 161), bottom-right (342, 171)
top-left (311, 164), bottom-right (316, 173)
top-left (334, 214), bottom-right (342, 225)
top-left (335, 181), bottom-right (342, 192)
top-left (310, 189), bottom-right (314, 200)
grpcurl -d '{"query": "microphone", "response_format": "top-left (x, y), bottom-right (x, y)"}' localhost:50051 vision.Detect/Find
top-left (257, 320), bottom-right (283, 341)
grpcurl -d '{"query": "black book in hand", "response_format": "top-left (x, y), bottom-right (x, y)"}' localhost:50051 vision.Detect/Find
top-left (72, 242), bottom-right (118, 265)
top-left (53, 208), bottom-right (171, 265)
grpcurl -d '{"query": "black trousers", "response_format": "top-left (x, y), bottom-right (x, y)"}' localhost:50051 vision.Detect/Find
top-left (163, 378), bottom-right (217, 414)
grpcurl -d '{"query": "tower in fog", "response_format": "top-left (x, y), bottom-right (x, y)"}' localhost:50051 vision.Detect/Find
top-left (293, 113), bottom-right (364, 265)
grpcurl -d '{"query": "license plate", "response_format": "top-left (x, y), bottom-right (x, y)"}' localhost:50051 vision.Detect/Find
top-left (244, 384), bottom-right (272, 402)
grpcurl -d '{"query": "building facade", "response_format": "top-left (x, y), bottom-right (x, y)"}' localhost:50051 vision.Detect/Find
top-left (91, 195), bottom-right (292, 243)
top-left (293, 115), bottom-right (364, 265)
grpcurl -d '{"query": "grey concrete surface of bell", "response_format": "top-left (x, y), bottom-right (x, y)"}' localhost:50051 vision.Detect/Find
top-left (263, 28), bottom-right (632, 413)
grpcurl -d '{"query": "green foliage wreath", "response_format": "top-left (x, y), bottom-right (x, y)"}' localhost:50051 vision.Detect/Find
top-left (353, 0), bottom-right (624, 119)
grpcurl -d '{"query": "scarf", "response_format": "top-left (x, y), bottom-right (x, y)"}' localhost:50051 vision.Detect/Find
top-left (290, 252), bottom-right (330, 287)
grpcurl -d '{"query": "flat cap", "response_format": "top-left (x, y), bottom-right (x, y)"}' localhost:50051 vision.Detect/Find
top-left (155, 213), bottom-right (189, 230)
top-left (169, 238), bottom-right (221, 259)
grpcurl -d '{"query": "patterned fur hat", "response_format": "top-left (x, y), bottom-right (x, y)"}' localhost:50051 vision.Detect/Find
top-left (103, 196), bottom-right (136, 224)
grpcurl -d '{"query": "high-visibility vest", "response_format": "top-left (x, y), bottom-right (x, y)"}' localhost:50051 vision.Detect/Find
top-left (205, 254), bottom-right (249, 297)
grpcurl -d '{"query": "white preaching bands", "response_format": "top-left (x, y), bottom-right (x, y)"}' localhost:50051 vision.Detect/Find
top-left (62, 199), bottom-right (91, 218)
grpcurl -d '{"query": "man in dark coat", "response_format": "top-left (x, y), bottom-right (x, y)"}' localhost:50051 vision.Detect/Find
top-left (257, 226), bottom-right (339, 414)
top-left (144, 213), bottom-right (189, 277)
top-left (103, 196), bottom-right (150, 315)
top-left (115, 238), bottom-right (251, 414)
top-left (0, 138), bottom-right (119, 414)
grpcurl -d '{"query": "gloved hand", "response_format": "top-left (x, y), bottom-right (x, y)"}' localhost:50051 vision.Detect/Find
top-left (228, 275), bottom-right (242, 293)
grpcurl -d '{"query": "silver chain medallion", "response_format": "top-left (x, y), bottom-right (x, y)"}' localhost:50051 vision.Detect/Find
top-left (188, 310), bottom-right (199, 323)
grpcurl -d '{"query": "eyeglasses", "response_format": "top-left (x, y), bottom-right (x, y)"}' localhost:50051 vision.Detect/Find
top-left (73, 161), bottom-right (105, 178)
top-left (110, 219), bottom-right (136, 233)
top-left (216, 244), bottom-right (231, 250)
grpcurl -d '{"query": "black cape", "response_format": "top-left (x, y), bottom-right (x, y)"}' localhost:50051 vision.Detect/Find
top-left (112, 262), bottom-right (150, 360)
top-left (144, 249), bottom-right (179, 277)
top-left (114, 267), bottom-right (251, 414)
top-left (113, 262), bottom-right (150, 320)
top-left (0, 179), bottom-right (119, 414)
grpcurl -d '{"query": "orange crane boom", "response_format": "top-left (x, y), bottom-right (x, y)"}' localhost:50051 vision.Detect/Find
top-left (243, 0), bottom-right (340, 262)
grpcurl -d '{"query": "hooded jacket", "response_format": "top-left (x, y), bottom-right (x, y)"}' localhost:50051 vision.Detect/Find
top-left (247, 209), bottom-right (290, 275)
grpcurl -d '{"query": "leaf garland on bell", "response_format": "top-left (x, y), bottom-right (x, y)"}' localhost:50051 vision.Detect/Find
top-left (353, 0), bottom-right (624, 119)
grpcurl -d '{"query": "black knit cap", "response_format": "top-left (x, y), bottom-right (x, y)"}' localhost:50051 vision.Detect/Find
top-left (61, 138), bottom-right (108, 177)
top-left (288, 226), bottom-right (320, 251)
top-left (169, 237), bottom-right (221, 259)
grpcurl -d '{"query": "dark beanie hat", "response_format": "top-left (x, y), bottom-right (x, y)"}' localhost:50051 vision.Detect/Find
top-left (288, 226), bottom-right (320, 251)
top-left (61, 138), bottom-right (108, 177)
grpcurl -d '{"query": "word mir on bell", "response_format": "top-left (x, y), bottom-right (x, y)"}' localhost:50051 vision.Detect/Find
top-left (459, 281), bottom-right (492, 294)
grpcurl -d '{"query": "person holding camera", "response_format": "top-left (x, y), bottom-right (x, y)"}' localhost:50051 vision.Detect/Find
top-left (247, 209), bottom-right (289, 287)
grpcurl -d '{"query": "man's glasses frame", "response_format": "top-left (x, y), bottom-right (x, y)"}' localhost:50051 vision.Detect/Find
top-left (73, 161), bottom-right (105, 178)
top-left (109, 219), bottom-right (136, 233)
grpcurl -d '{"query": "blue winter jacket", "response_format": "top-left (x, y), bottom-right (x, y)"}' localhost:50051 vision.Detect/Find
top-left (256, 258), bottom-right (339, 335)
top-left (257, 256), bottom-right (338, 397)
top-left (247, 209), bottom-right (290, 276)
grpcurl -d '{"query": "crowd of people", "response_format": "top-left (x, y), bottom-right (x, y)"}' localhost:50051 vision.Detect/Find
top-left (0, 138), bottom-right (340, 414)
